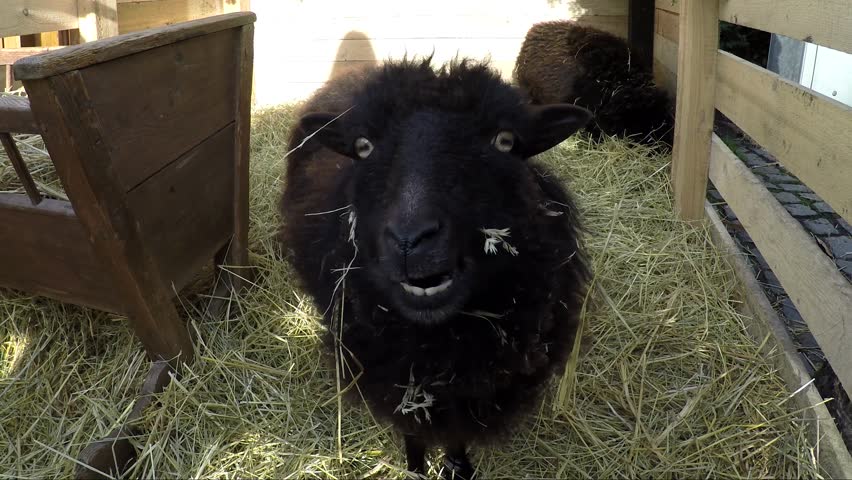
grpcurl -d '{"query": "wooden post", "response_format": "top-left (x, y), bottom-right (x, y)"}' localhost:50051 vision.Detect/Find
top-left (627, 0), bottom-right (655, 68)
top-left (670, 0), bottom-right (719, 221)
top-left (77, 0), bottom-right (119, 42)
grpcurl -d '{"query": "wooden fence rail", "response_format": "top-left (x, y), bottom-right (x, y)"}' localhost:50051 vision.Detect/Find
top-left (664, 1), bottom-right (852, 476)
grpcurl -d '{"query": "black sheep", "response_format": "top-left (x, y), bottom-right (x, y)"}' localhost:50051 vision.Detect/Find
top-left (514, 20), bottom-right (674, 148)
top-left (279, 57), bottom-right (591, 479)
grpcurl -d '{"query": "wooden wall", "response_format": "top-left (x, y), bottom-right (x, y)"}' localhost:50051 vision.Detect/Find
top-left (251, 0), bottom-right (629, 106)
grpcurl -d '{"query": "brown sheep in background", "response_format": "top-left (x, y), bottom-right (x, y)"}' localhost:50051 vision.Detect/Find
top-left (514, 20), bottom-right (674, 149)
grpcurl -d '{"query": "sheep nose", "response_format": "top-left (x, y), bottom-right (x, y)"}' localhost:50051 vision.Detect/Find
top-left (384, 218), bottom-right (441, 255)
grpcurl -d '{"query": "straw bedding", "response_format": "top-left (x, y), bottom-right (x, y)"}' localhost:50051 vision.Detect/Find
top-left (0, 102), bottom-right (823, 478)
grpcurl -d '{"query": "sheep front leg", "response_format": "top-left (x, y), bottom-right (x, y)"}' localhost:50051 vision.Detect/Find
top-left (404, 434), bottom-right (427, 475)
top-left (442, 442), bottom-right (475, 480)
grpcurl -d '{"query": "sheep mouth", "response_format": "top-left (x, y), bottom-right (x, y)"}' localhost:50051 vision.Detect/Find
top-left (389, 258), bottom-right (473, 323)
top-left (400, 273), bottom-right (454, 297)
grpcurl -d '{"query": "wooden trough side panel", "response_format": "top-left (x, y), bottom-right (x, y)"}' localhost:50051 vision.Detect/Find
top-left (0, 1), bottom-right (80, 38)
top-left (0, 194), bottom-right (121, 313)
top-left (126, 124), bottom-right (236, 293)
top-left (670, 0), bottom-right (718, 221)
top-left (715, 50), bottom-right (852, 224)
top-left (704, 201), bottom-right (852, 480)
top-left (719, 0), bottom-right (852, 56)
top-left (22, 74), bottom-right (194, 363)
top-left (77, 28), bottom-right (239, 191)
top-left (708, 134), bottom-right (852, 401)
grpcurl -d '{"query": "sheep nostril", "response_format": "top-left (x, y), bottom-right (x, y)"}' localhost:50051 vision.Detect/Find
top-left (385, 219), bottom-right (442, 253)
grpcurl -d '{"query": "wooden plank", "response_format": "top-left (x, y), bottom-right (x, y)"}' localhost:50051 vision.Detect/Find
top-left (117, 0), bottom-right (225, 34)
top-left (0, 0), bottom-right (80, 38)
top-left (704, 201), bottom-right (852, 480)
top-left (0, 133), bottom-right (42, 204)
top-left (23, 74), bottom-right (194, 363)
top-left (628, 0), bottom-right (655, 68)
top-left (708, 134), bottom-right (852, 401)
top-left (0, 95), bottom-right (39, 133)
top-left (0, 193), bottom-right (121, 312)
top-left (13, 11), bottom-right (255, 79)
top-left (3, 37), bottom-right (23, 49)
top-left (78, 0), bottom-right (119, 42)
top-left (653, 32), bottom-right (678, 76)
top-left (227, 23), bottom-right (255, 289)
top-left (654, 0), bottom-right (678, 14)
top-left (127, 125), bottom-right (235, 292)
top-left (670, 0), bottom-right (719, 221)
top-left (719, 0), bottom-right (852, 56)
top-left (78, 28), bottom-right (239, 190)
top-left (715, 50), bottom-right (852, 223)
top-left (654, 7), bottom-right (678, 43)
top-left (0, 47), bottom-right (65, 65)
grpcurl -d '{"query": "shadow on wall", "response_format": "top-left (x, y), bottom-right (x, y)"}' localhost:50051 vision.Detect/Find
top-left (328, 31), bottom-right (377, 80)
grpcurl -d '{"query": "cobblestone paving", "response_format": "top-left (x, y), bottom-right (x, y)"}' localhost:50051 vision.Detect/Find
top-left (709, 119), bottom-right (851, 448)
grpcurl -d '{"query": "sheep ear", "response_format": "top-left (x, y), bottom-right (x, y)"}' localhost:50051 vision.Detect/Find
top-left (520, 104), bottom-right (592, 157)
top-left (299, 112), bottom-right (350, 156)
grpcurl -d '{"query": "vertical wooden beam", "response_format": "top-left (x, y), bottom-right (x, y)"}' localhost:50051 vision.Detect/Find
top-left (628, 0), bottom-right (655, 68)
top-left (225, 23), bottom-right (255, 291)
top-left (0, 133), bottom-right (43, 205)
top-left (671, 0), bottom-right (719, 221)
top-left (77, 0), bottom-right (119, 42)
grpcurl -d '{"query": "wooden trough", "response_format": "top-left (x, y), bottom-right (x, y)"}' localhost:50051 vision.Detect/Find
top-left (0, 11), bottom-right (256, 478)
top-left (656, 0), bottom-right (852, 477)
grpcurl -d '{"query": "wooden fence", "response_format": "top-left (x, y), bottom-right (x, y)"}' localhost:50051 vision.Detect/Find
top-left (659, 1), bottom-right (852, 476)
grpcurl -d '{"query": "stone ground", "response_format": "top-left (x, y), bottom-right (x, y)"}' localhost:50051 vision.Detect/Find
top-left (709, 115), bottom-right (852, 449)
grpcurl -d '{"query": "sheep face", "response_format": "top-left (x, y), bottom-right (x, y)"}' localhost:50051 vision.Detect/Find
top-left (298, 86), bottom-right (590, 325)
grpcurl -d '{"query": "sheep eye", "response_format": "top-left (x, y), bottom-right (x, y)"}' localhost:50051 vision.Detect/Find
top-left (492, 131), bottom-right (515, 153)
top-left (354, 137), bottom-right (374, 159)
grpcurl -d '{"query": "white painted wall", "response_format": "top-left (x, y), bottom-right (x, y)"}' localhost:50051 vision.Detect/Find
top-left (250, 0), bottom-right (628, 107)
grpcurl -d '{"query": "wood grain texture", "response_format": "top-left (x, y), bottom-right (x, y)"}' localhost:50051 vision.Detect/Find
top-left (654, 0), bottom-right (679, 14)
top-left (715, 50), bottom-right (852, 223)
top-left (0, 47), bottom-right (65, 64)
top-left (704, 201), bottom-right (852, 480)
top-left (654, 7), bottom-right (679, 43)
top-left (117, 0), bottom-right (225, 34)
top-left (0, 95), bottom-right (39, 133)
top-left (227, 23), bottom-right (255, 289)
top-left (708, 134), bottom-right (852, 401)
top-left (0, 133), bottom-right (42, 204)
top-left (0, 0), bottom-right (79, 38)
top-left (127, 125), bottom-right (235, 292)
top-left (12, 11), bottom-right (255, 79)
top-left (77, 0), bottom-right (119, 42)
top-left (23, 74), bottom-right (194, 362)
top-left (670, 0), bottom-right (719, 221)
top-left (78, 28), bottom-right (238, 190)
top-left (0, 193), bottom-right (120, 312)
top-left (719, 0), bottom-right (852, 56)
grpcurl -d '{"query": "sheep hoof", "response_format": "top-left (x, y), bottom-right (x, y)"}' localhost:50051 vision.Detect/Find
top-left (441, 454), bottom-right (475, 480)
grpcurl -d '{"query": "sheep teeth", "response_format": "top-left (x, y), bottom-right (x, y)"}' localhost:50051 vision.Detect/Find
top-left (401, 283), bottom-right (426, 297)
top-left (400, 278), bottom-right (453, 297)
top-left (425, 278), bottom-right (453, 296)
